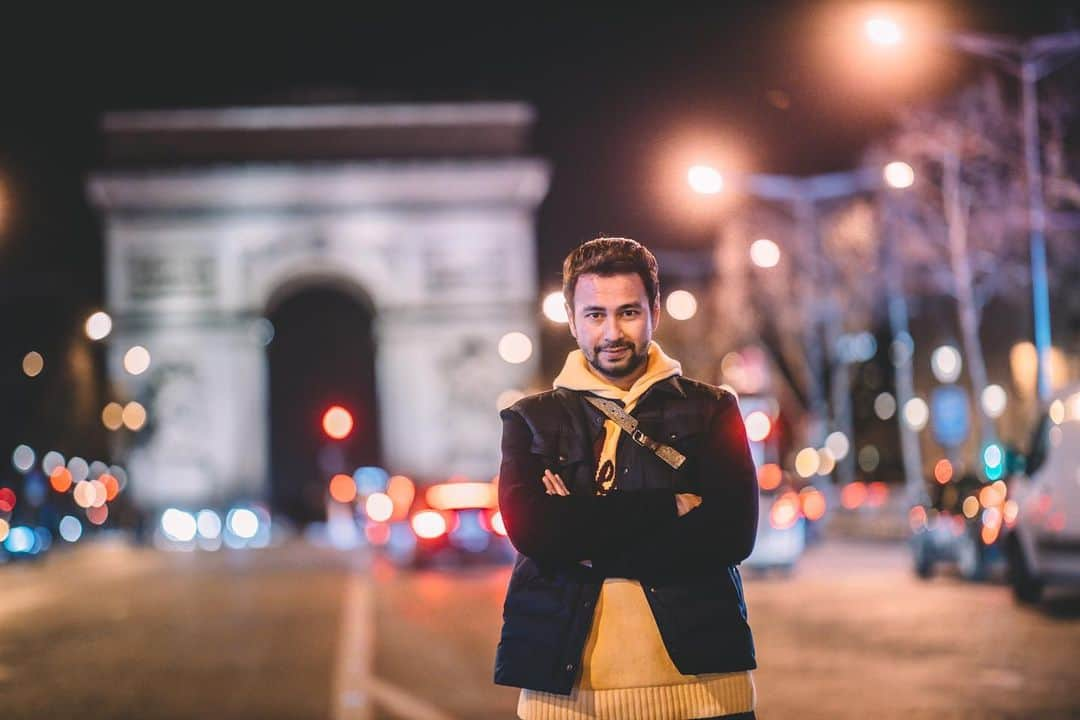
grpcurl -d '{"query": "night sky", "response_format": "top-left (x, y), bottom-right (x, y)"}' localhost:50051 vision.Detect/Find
top-left (1, 1), bottom-right (1077, 473)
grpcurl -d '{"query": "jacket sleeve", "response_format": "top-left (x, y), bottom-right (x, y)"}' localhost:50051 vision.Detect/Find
top-left (498, 408), bottom-right (679, 566)
top-left (594, 391), bottom-right (759, 581)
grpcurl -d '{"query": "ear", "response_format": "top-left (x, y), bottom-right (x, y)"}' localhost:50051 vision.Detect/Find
top-left (565, 302), bottom-right (578, 339)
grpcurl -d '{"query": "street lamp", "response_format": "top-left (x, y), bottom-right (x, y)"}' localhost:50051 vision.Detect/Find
top-left (867, 17), bottom-right (1080, 403)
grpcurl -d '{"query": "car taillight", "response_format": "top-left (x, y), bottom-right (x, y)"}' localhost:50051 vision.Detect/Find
top-left (770, 493), bottom-right (800, 530)
top-left (411, 510), bottom-right (448, 539)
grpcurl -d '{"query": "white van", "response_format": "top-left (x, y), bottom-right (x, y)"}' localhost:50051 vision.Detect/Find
top-left (1005, 383), bottom-right (1080, 603)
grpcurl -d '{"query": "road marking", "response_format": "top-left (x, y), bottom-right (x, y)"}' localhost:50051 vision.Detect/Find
top-left (334, 573), bottom-right (376, 720)
top-left (333, 566), bottom-right (458, 720)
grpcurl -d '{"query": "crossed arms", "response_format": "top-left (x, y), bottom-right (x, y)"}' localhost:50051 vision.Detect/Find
top-left (497, 394), bottom-right (759, 580)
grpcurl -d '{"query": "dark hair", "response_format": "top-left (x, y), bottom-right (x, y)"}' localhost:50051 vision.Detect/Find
top-left (561, 237), bottom-right (660, 311)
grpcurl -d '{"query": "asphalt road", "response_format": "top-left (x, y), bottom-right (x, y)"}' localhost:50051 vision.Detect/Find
top-left (1, 536), bottom-right (1078, 719)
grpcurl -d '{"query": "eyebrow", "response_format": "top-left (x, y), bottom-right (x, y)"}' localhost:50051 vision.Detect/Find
top-left (581, 303), bottom-right (645, 312)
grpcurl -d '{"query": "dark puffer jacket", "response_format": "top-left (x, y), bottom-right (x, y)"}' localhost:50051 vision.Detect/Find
top-left (494, 377), bottom-right (759, 695)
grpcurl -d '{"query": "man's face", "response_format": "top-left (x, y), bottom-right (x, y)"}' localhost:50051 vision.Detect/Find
top-left (566, 272), bottom-right (658, 383)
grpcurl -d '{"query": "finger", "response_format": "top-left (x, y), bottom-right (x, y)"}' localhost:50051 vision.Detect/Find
top-left (553, 474), bottom-right (569, 495)
top-left (541, 471), bottom-right (556, 495)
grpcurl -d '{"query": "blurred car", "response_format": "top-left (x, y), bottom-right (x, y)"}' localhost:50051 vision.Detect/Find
top-left (362, 476), bottom-right (513, 568)
top-left (1004, 384), bottom-right (1080, 603)
top-left (735, 393), bottom-right (817, 573)
top-left (908, 471), bottom-right (1005, 582)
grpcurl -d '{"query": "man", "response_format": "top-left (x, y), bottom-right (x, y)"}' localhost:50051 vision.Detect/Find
top-left (495, 237), bottom-right (759, 720)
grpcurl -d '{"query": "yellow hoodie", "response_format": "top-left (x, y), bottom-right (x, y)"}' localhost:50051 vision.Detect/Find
top-left (518, 342), bottom-right (755, 720)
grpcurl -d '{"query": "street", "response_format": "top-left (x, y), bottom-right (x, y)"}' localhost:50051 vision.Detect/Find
top-left (2, 537), bottom-right (1078, 720)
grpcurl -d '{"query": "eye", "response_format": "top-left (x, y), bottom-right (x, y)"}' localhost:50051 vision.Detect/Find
top-left (585, 312), bottom-right (603, 320)
top-left (622, 309), bottom-right (640, 317)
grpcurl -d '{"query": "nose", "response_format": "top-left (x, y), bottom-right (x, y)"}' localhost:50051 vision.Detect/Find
top-left (602, 315), bottom-right (622, 343)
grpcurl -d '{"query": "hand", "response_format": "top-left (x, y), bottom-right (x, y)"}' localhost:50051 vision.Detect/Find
top-left (542, 469), bottom-right (569, 496)
top-left (675, 493), bottom-right (703, 517)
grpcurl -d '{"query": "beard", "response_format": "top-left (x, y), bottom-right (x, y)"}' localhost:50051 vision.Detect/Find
top-left (586, 341), bottom-right (649, 379)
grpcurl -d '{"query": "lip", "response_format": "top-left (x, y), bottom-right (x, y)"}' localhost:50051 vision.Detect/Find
top-left (600, 347), bottom-right (630, 358)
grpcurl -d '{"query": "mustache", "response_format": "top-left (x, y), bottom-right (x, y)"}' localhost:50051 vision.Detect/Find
top-left (596, 342), bottom-right (634, 352)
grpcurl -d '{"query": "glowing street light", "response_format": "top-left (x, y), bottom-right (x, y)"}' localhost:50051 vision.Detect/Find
top-left (883, 161), bottom-right (915, 189)
top-left (864, 16), bottom-right (904, 46)
top-left (687, 165), bottom-right (724, 195)
top-left (749, 238), bottom-right (781, 268)
top-left (862, 19), bottom-right (1080, 405)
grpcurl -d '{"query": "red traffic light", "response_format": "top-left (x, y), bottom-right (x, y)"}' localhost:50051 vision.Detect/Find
top-left (322, 405), bottom-right (354, 440)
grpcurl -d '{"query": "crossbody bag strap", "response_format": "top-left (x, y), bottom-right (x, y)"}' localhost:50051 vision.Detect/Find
top-left (583, 395), bottom-right (687, 470)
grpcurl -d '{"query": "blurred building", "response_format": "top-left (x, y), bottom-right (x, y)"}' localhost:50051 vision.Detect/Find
top-left (87, 103), bottom-right (549, 518)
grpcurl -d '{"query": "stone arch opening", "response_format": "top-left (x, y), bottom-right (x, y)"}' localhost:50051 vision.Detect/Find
top-left (266, 280), bottom-right (380, 525)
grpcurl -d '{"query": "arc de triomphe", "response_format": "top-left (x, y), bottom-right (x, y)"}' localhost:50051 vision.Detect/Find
top-left (87, 103), bottom-right (548, 514)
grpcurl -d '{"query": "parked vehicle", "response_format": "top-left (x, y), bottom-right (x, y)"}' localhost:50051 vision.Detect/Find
top-left (362, 475), bottom-right (513, 568)
top-left (1004, 384), bottom-right (1080, 603)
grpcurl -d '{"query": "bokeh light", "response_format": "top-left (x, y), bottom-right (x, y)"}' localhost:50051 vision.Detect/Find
top-left (49, 467), bottom-right (73, 493)
top-left (365, 492), bottom-right (394, 523)
top-left (757, 463), bottom-right (783, 491)
top-left (800, 487), bottom-right (827, 521)
top-left (73, 481), bottom-right (96, 509)
top-left (322, 406), bottom-right (354, 440)
top-left (123, 345), bottom-right (151, 375)
top-left (197, 510), bottom-right (222, 539)
top-left (770, 492), bottom-right (801, 530)
top-left (930, 345), bottom-right (962, 383)
top-left (542, 292), bottom-right (569, 323)
top-left (981, 384), bottom-right (1007, 419)
top-left (59, 515), bottom-right (83, 542)
top-left (841, 481), bottom-right (868, 510)
top-left (794, 448), bottom-right (820, 478)
top-left (227, 508), bottom-right (259, 539)
top-left (933, 459), bottom-right (953, 485)
top-left (329, 473), bottom-right (357, 503)
top-left (123, 401), bottom-right (147, 431)
top-left (665, 290), bottom-right (698, 320)
top-left (874, 392), bottom-right (897, 420)
top-left (816, 448), bottom-right (837, 476)
top-left (89, 480), bottom-right (108, 508)
top-left (22, 351), bottom-right (44, 378)
top-left (102, 402), bottom-right (124, 431)
top-left (744, 411), bottom-right (772, 442)
top-left (0, 487), bottom-right (15, 513)
top-left (490, 511), bottom-right (508, 536)
top-left (1049, 399), bottom-right (1065, 425)
top-left (825, 431), bottom-right (850, 461)
top-left (162, 509), bottom-right (197, 542)
top-left (411, 510), bottom-right (448, 539)
top-left (883, 161), bottom-right (915, 189)
top-left (86, 504), bottom-right (109, 526)
top-left (903, 398), bottom-right (929, 431)
top-left (12, 444), bottom-right (35, 473)
top-left (68, 457), bottom-right (90, 484)
top-left (749, 238), bottom-right (781, 268)
top-left (962, 495), bottom-right (980, 519)
top-left (100, 474), bottom-right (120, 501)
top-left (858, 445), bottom-right (881, 472)
top-left (498, 332), bottom-right (533, 364)
top-left (85, 311), bottom-right (113, 341)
